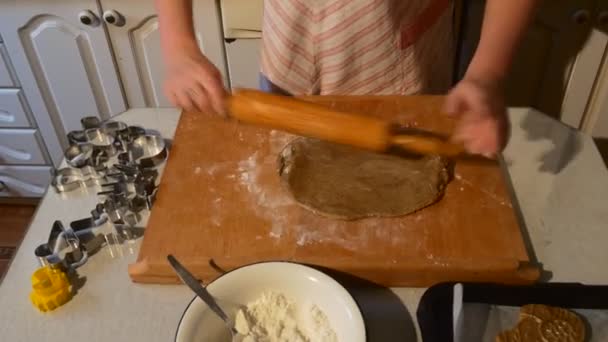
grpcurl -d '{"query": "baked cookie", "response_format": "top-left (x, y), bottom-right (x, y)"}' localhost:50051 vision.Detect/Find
top-left (496, 304), bottom-right (585, 342)
top-left (496, 317), bottom-right (543, 342)
top-left (520, 304), bottom-right (585, 342)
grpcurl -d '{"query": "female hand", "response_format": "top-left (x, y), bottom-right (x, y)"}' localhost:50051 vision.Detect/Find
top-left (444, 77), bottom-right (510, 158)
top-left (163, 46), bottom-right (227, 115)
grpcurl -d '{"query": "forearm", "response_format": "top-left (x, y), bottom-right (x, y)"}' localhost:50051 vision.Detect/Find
top-left (155, 0), bottom-right (199, 59)
top-left (465, 0), bottom-right (540, 83)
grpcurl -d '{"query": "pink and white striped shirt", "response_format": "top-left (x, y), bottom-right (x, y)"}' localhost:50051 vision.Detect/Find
top-left (260, 0), bottom-right (454, 96)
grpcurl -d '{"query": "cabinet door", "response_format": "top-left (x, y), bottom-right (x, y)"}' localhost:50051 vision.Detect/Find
top-left (580, 1), bottom-right (608, 166)
top-left (100, 0), bottom-right (229, 108)
top-left (0, 0), bottom-right (126, 166)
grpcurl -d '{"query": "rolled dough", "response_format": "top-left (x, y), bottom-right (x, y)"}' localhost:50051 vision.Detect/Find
top-left (278, 138), bottom-right (451, 220)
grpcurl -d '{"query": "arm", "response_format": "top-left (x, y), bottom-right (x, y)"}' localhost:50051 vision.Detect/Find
top-left (155, 0), bottom-right (226, 114)
top-left (446, 0), bottom-right (540, 157)
top-left (156, 0), bottom-right (198, 55)
top-left (465, 0), bottom-right (541, 84)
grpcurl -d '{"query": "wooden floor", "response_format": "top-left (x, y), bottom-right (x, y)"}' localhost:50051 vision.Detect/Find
top-left (0, 204), bottom-right (37, 280)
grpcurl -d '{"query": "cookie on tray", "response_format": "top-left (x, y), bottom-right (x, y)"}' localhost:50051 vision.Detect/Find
top-left (496, 304), bottom-right (585, 342)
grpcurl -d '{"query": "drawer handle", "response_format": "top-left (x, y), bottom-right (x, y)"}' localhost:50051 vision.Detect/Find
top-left (0, 110), bottom-right (16, 123)
top-left (0, 176), bottom-right (45, 195)
top-left (0, 145), bottom-right (32, 161)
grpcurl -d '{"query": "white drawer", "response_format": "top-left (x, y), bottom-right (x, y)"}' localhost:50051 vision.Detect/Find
top-left (0, 165), bottom-right (50, 198)
top-left (0, 43), bottom-right (16, 87)
top-left (0, 89), bottom-right (31, 128)
top-left (0, 129), bottom-right (47, 165)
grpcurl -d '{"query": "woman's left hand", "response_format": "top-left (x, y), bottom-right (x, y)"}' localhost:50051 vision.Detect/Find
top-left (444, 77), bottom-right (510, 158)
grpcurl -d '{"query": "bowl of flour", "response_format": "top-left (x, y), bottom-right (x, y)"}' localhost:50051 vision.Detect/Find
top-left (175, 262), bottom-right (365, 342)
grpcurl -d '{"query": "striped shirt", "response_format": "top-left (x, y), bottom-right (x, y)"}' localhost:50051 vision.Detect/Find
top-left (260, 0), bottom-right (454, 96)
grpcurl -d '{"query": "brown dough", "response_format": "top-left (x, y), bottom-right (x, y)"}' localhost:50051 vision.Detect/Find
top-left (277, 138), bottom-right (450, 220)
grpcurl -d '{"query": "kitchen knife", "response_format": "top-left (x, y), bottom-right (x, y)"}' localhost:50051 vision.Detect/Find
top-left (166, 255), bottom-right (231, 324)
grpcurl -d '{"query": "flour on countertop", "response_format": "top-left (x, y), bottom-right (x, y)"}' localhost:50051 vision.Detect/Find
top-left (454, 173), bottom-right (511, 207)
top-left (236, 150), bottom-right (291, 239)
top-left (234, 291), bottom-right (337, 342)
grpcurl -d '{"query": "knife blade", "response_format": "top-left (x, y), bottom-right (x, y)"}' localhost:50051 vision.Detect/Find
top-left (167, 255), bottom-right (230, 323)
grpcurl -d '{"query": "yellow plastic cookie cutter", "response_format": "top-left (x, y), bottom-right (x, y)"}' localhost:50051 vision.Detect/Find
top-left (30, 265), bottom-right (72, 312)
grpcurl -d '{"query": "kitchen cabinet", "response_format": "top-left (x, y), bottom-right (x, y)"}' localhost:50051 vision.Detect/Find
top-left (0, 89), bottom-right (31, 128)
top-left (582, 43), bottom-right (608, 166)
top-left (0, 0), bottom-right (126, 167)
top-left (220, 0), bottom-right (262, 89)
top-left (0, 165), bottom-right (50, 198)
top-left (224, 39), bottom-right (261, 89)
top-left (99, 0), bottom-right (228, 107)
top-left (581, 1), bottom-right (608, 166)
top-left (0, 129), bottom-right (47, 165)
top-left (0, 0), bottom-right (229, 199)
top-left (0, 43), bottom-right (17, 87)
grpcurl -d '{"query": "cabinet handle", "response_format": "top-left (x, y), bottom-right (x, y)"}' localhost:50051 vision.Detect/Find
top-left (598, 11), bottom-right (608, 27)
top-left (0, 176), bottom-right (45, 195)
top-left (0, 110), bottom-right (16, 123)
top-left (572, 9), bottom-right (591, 25)
top-left (103, 10), bottom-right (126, 27)
top-left (0, 145), bottom-right (32, 161)
top-left (78, 10), bottom-right (100, 26)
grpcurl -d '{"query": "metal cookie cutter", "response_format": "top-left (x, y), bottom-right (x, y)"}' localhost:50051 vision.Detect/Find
top-left (119, 134), bottom-right (168, 169)
top-left (34, 221), bottom-right (89, 270)
top-left (66, 116), bottom-right (102, 144)
top-left (100, 120), bottom-right (127, 136)
top-left (51, 166), bottom-right (106, 192)
top-left (99, 195), bottom-right (140, 227)
top-left (80, 116), bottom-right (128, 134)
top-left (84, 128), bottom-right (118, 157)
top-left (64, 143), bottom-right (111, 169)
top-left (64, 144), bottom-right (93, 168)
top-left (132, 169), bottom-right (159, 210)
top-left (80, 116), bottom-right (101, 129)
top-left (116, 126), bottom-right (146, 143)
top-left (103, 165), bottom-right (158, 213)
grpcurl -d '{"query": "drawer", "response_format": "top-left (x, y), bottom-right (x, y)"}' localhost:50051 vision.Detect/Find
top-left (0, 165), bottom-right (51, 198)
top-left (0, 129), bottom-right (47, 165)
top-left (0, 89), bottom-right (31, 127)
top-left (0, 43), bottom-right (16, 87)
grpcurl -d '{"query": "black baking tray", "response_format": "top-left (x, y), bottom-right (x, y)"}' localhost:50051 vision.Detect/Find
top-left (417, 282), bottom-right (608, 342)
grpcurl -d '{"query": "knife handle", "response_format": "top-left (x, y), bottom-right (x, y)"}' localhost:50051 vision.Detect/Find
top-left (228, 88), bottom-right (392, 151)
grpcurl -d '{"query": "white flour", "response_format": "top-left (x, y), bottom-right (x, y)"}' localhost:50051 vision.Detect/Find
top-left (234, 291), bottom-right (338, 342)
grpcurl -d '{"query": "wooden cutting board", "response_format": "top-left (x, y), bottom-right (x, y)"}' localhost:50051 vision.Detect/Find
top-left (129, 96), bottom-right (540, 286)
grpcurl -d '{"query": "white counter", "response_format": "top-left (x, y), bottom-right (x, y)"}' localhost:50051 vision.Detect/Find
top-left (1, 108), bottom-right (607, 342)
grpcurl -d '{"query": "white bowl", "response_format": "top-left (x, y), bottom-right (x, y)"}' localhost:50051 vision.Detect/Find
top-left (175, 261), bottom-right (366, 342)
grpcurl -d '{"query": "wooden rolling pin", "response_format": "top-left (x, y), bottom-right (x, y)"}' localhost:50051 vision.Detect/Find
top-left (227, 88), bottom-right (465, 157)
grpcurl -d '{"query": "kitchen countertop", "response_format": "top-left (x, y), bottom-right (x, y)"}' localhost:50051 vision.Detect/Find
top-left (1, 107), bottom-right (607, 342)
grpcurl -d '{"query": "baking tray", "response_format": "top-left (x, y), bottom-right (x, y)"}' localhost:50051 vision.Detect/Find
top-left (417, 282), bottom-right (608, 342)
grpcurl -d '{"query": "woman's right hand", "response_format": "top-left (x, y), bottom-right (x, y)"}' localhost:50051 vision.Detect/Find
top-left (163, 46), bottom-right (227, 115)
